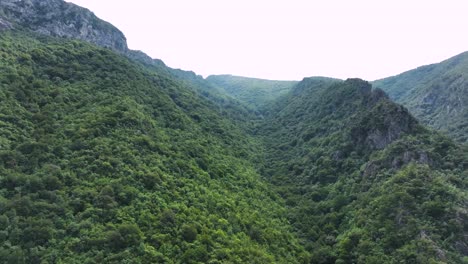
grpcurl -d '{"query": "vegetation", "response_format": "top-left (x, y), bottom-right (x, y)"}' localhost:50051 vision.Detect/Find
top-left (259, 78), bottom-right (468, 263)
top-left (0, 10), bottom-right (467, 263)
top-left (206, 75), bottom-right (297, 111)
top-left (374, 52), bottom-right (468, 143)
top-left (0, 31), bottom-right (308, 263)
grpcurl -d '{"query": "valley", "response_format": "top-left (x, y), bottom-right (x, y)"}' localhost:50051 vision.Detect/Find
top-left (0, 1), bottom-right (466, 263)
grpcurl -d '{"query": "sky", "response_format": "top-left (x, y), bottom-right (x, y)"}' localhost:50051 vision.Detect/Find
top-left (67, 0), bottom-right (468, 81)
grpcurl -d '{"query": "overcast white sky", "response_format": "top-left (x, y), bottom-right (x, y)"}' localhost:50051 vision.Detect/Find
top-left (67, 0), bottom-right (467, 81)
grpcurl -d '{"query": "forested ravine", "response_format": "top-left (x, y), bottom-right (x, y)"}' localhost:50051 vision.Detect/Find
top-left (0, 1), bottom-right (467, 262)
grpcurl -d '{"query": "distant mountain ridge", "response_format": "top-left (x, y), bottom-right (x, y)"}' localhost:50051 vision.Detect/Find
top-left (0, 29), bottom-right (308, 263)
top-left (206, 75), bottom-right (298, 110)
top-left (374, 52), bottom-right (468, 143)
top-left (259, 78), bottom-right (467, 263)
top-left (0, 0), bottom-right (466, 263)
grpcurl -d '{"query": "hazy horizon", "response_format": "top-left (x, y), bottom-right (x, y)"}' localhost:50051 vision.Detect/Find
top-left (67, 0), bottom-right (468, 81)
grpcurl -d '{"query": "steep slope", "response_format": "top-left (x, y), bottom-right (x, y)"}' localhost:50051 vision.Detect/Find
top-left (260, 78), bottom-right (468, 263)
top-left (0, 31), bottom-right (308, 263)
top-left (0, 0), bottom-right (258, 125)
top-left (0, 0), bottom-right (127, 52)
top-left (167, 70), bottom-right (260, 122)
top-left (1, 1), bottom-right (467, 263)
top-left (0, 0), bottom-right (167, 67)
top-left (206, 74), bottom-right (298, 111)
top-left (374, 52), bottom-right (468, 143)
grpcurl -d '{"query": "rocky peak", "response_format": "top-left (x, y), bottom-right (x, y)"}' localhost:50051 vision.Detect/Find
top-left (0, 0), bottom-right (128, 52)
top-left (344, 78), bottom-right (372, 93)
top-left (351, 100), bottom-right (420, 150)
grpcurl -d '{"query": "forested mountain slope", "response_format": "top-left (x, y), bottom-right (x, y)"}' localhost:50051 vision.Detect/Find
top-left (206, 75), bottom-right (298, 111)
top-left (0, 0), bottom-right (467, 263)
top-left (259, 78), bottom-right (468, 263)
top-left (0, 0), bottom-right (169, 67)
top-left (0, 31), bottom-right (308, 263)
top-left (374, 52), bottom-right (468, 143)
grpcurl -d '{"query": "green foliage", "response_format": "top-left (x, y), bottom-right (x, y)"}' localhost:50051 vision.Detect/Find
top-left (206, 74), bottom-right (298, 111)
top-left (181, 224), bottom-right (198, 242)
top-left (374, 52), bottom-right (468, 143)
top-left (259, 78), bottom-right (468, 263)
top-left (0, 31), bottom-right (307, 263)
top-left (0, 22), bottom-right (467, 264)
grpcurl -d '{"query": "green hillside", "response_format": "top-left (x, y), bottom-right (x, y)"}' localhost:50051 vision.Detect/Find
top-left (0, 31), bottom-right (308, 263)
top-left (0, 0), bottom-right (467, 263)
top-left (259, 78), bottom-right (468, 263)
top-left (206, 75), bottom-right (298, 110)
top-left (374, 52), bottom-right (468, 143)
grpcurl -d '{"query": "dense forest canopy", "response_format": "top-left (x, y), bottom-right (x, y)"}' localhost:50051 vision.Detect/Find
top-left (374, 52), bottom-right (468, 143)
top-left (0, 31), bottom-right (308, 263)
top-left (0, 0), bottom-right (467, 263)
top-left (259, 78), bottom-right (467, 263)
top-left (206, 75), bottom-right (298, 111)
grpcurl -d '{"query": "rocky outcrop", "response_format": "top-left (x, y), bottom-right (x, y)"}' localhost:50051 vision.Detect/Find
top-left (0, 17), bottom-right (12, 30)
top-left (0, 0), bottom-right (128, 52)
top-left (0, 0), bottom-right (171, 68)
top-left (126, 50), bottom-right (167, 67)
top-left (351, 96), bottom-right (420, 151)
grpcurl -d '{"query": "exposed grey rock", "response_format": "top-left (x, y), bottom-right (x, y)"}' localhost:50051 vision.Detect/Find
top-left (331, 150), bottom-right (342, 161)
top-left (0, 17), bottom-right (12, 30)
top-left (0, 0), bottom-right (170, 68)
top-left (370, 88), bottom-right (388, 105)
top-left (366, 119), bottom-right (407, 150)
top-left (362, 161), bottom-right (378, 178)
top-left (418, 151), bottom-right (429, 164)
top-left (391, 151), bottom-right (431, 169)
top-left (351, 99), bottom-right (419, 151)
top-left (0, 0), bottom-right (128, 52)
top-left (362, 150), bottom-right (431, 178)
top-left (454, 236), bottom-right (468, 256)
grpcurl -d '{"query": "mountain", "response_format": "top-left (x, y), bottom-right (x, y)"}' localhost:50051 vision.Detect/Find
top-left (259, 78), bottom-right (468, 263)
top-left (0, 0), bottom-right (467, 263)
top-left (374, 52), bottom-right (468, 143)
top-left (0, 0), bottom-right (168, 67)
top-left (0, 0), bottom-right (127, 52)
top-left (0, 2), bottom-right (309, 262)
top-left (206, 75), bottom-right (298, 110)
top-left (0, 29), bottom-right (311, 263)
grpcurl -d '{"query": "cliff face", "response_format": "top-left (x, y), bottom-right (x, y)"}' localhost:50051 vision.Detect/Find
top-left (0, 0), bottom-right (167, 67)
top-left (0, 0), bottom-right (128, 52)
top-left (351, 100), bottom-right (419, 150)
